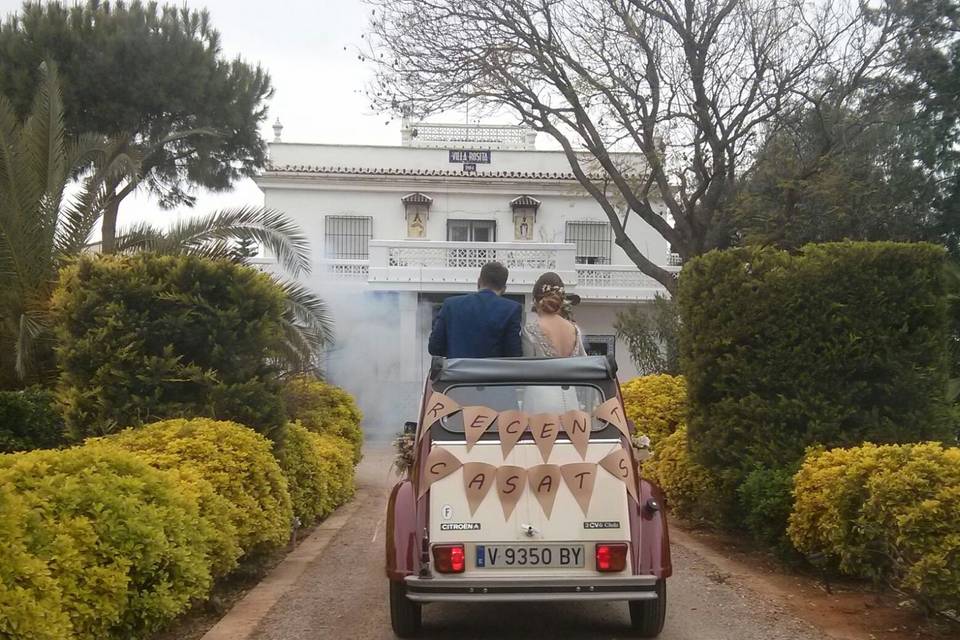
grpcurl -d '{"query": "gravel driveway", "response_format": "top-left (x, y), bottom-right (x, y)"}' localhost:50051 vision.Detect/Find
top-left (247, 448), bottom-right (829, 640)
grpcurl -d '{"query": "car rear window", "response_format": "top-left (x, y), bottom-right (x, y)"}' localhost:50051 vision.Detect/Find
top-left (439, 384), bottom-right (607, 432)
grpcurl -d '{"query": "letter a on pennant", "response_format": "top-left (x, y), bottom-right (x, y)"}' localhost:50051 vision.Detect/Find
top-left (527, 464), bottom-right (562, 517)
top-left (418, 446), bottom-right (462, 497)
top-left (495, 465), bottom-right (527, 520)
top-left (530, 414), bottom-right (560, 462)
top-left (561, 463), bottom-right (598, 516)
top-left (598, 448), bottom-right (639, 502)
top-left (594, 397), bottom-right (630, 437)
top-left (497, 410), bottom-right (528, 458)
top-left (419, 391), bottom-right (461, 441)
top-left (561, 410), bottom-right (592, 459)
top-left (462, 462), bottom-right (496, 515)
top-left (462, 406), bottom-right (498, 451)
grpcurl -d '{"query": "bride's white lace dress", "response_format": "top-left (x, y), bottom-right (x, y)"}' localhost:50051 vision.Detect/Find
top-left (520, 319), bottom-right (587, 413)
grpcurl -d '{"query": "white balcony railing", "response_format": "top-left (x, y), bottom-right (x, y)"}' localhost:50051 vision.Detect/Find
top-left (403, 122), bottom-right (536, 150)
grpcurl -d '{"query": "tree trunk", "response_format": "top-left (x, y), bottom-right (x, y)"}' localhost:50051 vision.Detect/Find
top-left (100, 197), bottom-right (120, 254)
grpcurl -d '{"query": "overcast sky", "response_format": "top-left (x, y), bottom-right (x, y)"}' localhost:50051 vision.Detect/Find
top-left (0, 0), bottom-right (411, 228)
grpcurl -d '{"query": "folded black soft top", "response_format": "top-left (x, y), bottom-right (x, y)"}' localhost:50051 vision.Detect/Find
top-left (430, 355), bottom-right (617, 384)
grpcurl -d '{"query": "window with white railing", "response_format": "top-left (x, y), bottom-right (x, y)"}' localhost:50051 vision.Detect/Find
top-left (565, 221), bottom-right (612, 264)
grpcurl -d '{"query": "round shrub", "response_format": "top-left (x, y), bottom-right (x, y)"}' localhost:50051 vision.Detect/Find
top-left (0, 446), bottom-right (214, 639)
top-left (0, 388), bottom-right (67, 453)
top-left (105, 418), bottom-right (293, 554)
top-left (52, 254), bottom-right (289, 440)
top-left (282, 376), bottom-right (363, 463)
top-left (737, 466), bottom-right (797, 550)
top-left (312, 433), bottom-right (357, 516)
top-left (643, 426), bottom-right (725, 524)
top-left (620, 374), bottom-right (686, 445)
top-left (278, 423), bottom-right (329, 525)
top-left (789, 442), bottom-right (960, 613)
top-left (0, 482), bottom-right (71, 640)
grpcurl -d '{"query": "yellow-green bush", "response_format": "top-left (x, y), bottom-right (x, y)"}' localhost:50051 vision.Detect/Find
top-left (0, 447), bottom-right (214, 639)
top-left (643, 426), bottom-right (724, 524)
top-left (104, 418), bottom-right (293, 554)
top-left (282, 376), bottom-right (363, 462)
top-left (621, 374), bottom-right (686, 445)
top-left (0, 483), bottom-right (71, 640)
top-left (789, 442), bottom-right (960, 613)
top-left (277, 425), bottom-right (356, 526)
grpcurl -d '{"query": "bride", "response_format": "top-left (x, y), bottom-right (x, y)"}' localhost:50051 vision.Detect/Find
top-left (520, 272), bottom-right (586, 413)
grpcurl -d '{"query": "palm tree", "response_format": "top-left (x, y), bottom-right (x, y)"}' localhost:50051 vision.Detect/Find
top-left (0, 64), bottom-right (137, 386)
top-left (116, 209), bottom-right (333, 373)
top-left (0, 65), bottom-right (332, 386)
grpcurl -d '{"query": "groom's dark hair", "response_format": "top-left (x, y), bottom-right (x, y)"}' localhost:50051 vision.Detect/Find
top-left (478, 261), bottom-right (509, 292)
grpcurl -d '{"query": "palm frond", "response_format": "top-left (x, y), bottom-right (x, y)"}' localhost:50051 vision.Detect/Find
top-left (147, 207), bottom-right (311, 276)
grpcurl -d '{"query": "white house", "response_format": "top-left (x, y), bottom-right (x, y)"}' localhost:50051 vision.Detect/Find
top-left (255, 120), bottom-right (677, 436)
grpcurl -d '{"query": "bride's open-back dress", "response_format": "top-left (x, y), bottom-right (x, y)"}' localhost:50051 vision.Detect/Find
top-left (519, 319), bottom-right (587, 413)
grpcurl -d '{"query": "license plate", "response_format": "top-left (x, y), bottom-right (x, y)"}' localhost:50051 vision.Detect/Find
top-left (476, 544), bottom-right (584, 569)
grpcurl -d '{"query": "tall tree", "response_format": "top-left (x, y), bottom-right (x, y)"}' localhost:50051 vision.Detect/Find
top-left (366, 0), bottom-right (901, 292)
top-left (0, 1), bottom-right (273, 252)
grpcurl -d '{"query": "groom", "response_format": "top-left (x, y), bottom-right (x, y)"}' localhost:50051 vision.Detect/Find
top-left (428, 261), bottom-right (523, 358)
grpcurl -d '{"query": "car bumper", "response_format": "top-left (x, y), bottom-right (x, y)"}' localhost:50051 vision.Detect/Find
top-left (403, 574), bottom-right (660, 603)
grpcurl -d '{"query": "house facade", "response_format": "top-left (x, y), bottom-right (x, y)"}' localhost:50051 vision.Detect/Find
top-left (254, 120), bottom-right (676, 435)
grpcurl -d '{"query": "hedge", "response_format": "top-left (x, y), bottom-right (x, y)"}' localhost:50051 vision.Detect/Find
top-left (0, 388), bottom-right (66, 453)
top-left (278, 424), bottom-right (356, 525)
top-left (0, 447), bottom-right (215, 639)
top-left (789, 442), bottom-right (960, 613)
top-left (52, 254), bottom-right (288, 440)
top-left (678, 242), bottom-right (954, 477)
top-left (642, 426), bottom-right (724, 524)
top-left (621, 374), bottom-right (686, 446)
top-left (282, 376), bottom-right (363, 463)
top-left (101, 418), bottom-right (293, 554)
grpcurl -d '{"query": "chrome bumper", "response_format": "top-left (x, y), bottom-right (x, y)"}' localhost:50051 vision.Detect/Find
top-left (404, 574), bottom-right (659, 603)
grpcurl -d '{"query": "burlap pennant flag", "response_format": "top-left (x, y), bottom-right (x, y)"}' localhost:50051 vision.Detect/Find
top-left (418, 446), bottom-right (462, 497)
top-left (497, 410), bottom-right (529, 458)
top-left (462, 406), bottom-right (498, 451)
top-left (594, 397), bottom-right (630, 437)
top-left (560, 410), bottom-right (592, 459)
top-left (530, 413), bottom-right (561, 462)
top-left (561, 463), bottom-right (598, 516)
top-left (598, 448), bottom-right (639, 502)
top-left (462, 462), bottom-right (497, 515)
top-left (495, 465), bottom-right (527, 520)
top-left (527, 464), bottom-right (562, 517)
top-left (419, 391), bottom-right (461, 440)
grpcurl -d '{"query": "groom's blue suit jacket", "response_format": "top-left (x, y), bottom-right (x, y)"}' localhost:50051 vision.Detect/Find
top-left (428, 289), bottom-right (523, 358)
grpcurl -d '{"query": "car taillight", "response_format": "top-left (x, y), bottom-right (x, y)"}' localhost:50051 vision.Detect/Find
top-left (595, 543), bottom-right (628, 572)
top-left (433, 544), bottom-right (465, 573)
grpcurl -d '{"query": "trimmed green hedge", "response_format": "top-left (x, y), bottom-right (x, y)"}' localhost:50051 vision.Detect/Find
top-left (278, 424), bottom-right (357, 525)
top-left (52, 254), bottom-right (288, 439)
top-left (282, 376), bottom-right (363, 463)
top-left (0, 388), bottom-right (66, 453)
top-left (679, 242), bottom-right (954, 477)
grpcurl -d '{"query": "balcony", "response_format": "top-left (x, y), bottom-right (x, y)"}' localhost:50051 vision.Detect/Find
top-left (316, 241), bottom-right (676, 301)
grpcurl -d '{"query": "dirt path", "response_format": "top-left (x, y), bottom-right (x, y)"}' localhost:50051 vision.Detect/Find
top-left (245, 447), bottom-right (830, 640)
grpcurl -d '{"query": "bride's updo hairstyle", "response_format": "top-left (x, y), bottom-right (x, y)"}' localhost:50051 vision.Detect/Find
top-left (532, 272), bottom-right (566, 314)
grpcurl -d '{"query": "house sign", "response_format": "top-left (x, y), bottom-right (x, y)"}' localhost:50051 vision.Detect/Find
top-left (449, 149), bottom-right (491, 163)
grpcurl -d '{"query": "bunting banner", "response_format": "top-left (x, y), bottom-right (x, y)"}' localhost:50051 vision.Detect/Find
top-left (420, 446), bottom-right (640, 517)
top-left (530, 413), bottom-right (561, 462)
top-left (560, 462), bottom-right (598, 516)
top-left (462, 406), bottom-right (498, 451)
top-left (462, 462), bottom-right (497, 514)
top-left (560, 410), bottom-right (592, 459)
top-left (496, 410), bottom-right (528, 458)
top-left (594, 397), bottom-right (630, 438)
top-left (527, 464), bottom-right (563, 518)
top-left (495, 465), bottom-right (527, 519)
top-left (418, 446), bottom-right (463, 497)
top-left (414, 395), bottom-right (632, 461)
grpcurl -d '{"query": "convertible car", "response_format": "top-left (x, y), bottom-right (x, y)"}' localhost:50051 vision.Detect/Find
top-left (385, 356), bottom-right (671, 637)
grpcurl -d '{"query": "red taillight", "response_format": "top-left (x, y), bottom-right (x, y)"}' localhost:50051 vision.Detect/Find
top-left (595, 543), bottom-right (628, 572)
top-left (433, 544), bottom-right (465, 573)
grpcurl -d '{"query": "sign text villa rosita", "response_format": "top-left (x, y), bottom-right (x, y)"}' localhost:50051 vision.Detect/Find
top-left (449, 149), bottom-right (491, 163)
